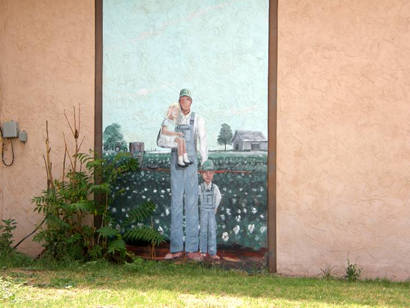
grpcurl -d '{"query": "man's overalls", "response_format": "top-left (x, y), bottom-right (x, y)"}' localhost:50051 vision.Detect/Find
top-left (170, 112), bottom-right (199, 253)
top-left (199, 182), bottom-right (217, 255)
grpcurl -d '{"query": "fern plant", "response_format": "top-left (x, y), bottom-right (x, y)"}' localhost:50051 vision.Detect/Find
top-left (123, 201), bottom-right (165, 247)
top-left (77, 152), bottom-right (164, 259)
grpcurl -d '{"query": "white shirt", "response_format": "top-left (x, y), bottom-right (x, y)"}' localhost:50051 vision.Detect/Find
top-left (198, 182), bottom-right (222, 210)
top-left (177, 111), bottom-right (208, 163)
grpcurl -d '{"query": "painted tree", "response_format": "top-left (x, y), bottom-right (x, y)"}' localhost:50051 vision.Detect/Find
top-left (217, 123), bottom-right (233, 151)
top-left (103, 123), bottom-right (127, 152)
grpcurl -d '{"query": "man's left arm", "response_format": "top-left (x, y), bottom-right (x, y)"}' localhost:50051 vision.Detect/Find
top-left (214, 185), bottom-right (222, 213)
top-left (196, 115), bottom-right (208, 164)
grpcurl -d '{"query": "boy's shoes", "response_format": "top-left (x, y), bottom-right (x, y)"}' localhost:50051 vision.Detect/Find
top-left (186, 252), bottom-right (203, 262)
top-left (199, 253), bottom-right (221, 261)
top-left (209, 254), bottom-right (220, 260)
top-left (177, 162), bottom-right (188, 168)
top-left (164, 252), bottom-right (183, 260)
top-left (183, 159), bottom-right (193, 165)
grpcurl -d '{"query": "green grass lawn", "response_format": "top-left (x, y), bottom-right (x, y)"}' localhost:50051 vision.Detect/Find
top-left (1, 258), bottom-right (409, 307)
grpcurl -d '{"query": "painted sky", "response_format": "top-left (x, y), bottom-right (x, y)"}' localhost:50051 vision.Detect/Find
top-left (103, 0), bottom-right (269, 151)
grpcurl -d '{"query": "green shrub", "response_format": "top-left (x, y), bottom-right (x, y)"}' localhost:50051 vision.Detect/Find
top-left (30, 113), bottom-right (165, 263)
top-left (33, 152), bottom-right (164, 263)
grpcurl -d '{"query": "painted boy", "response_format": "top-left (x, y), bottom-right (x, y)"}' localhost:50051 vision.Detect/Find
top-left (199, 159), bottom-right (222, 260)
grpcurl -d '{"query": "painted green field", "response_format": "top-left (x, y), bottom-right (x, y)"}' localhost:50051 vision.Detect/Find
top-left (110, 151), bottom-right (267, 249)
top-left (1, 259), bottom-right (409, 307)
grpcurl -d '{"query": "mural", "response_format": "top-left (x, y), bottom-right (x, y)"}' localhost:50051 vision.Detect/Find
top-left (103, 0), bottom-right (269, 259)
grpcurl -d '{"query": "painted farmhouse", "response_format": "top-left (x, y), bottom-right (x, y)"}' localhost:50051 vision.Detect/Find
top-left (231, 130), bottom-right (268, 151)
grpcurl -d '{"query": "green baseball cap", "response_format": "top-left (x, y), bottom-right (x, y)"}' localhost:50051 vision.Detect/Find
top-left (179, 88), bottom-right (192, 99)
top-left (201, 160), bottom-right (215, 171)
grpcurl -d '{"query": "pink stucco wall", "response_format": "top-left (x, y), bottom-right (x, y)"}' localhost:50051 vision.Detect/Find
top-left (1, 0), bottom-right (409, 281)
top-left (0, 0), bottom-right (95, 256)
top-left (277, 0), bottom-right (410, 280)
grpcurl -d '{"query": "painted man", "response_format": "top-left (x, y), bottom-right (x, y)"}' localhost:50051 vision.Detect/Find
top-left (164, 89), bottom-right (208, 260)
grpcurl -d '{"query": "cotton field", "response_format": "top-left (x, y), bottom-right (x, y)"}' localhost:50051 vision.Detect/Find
top-left (108, 152), bottom-right (267, 250)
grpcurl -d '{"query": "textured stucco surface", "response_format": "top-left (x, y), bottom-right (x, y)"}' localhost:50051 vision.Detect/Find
top-left (1, 0), bottom-right (409, 281)
top-left (0, 0), bottom-right (94, 256)
top-left (277, 0), bottom-right (410, 280)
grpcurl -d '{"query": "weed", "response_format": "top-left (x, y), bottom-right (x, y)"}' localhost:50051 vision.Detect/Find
top-left (345, 259), bottom-right (361, 281)
top-left (0, 219), bottom-right (16, 256)
top-left (48, 277), bottom-right (77, 289)
top-left (0, 251), bottom-right (33, 269)
top-left (7, 271), bottom-right (36, 280)
top-left (320, 265), bottom-right (335, 280)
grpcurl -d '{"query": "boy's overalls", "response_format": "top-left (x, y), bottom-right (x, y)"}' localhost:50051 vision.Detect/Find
top-left (199, 182), bottom-right (217, 255)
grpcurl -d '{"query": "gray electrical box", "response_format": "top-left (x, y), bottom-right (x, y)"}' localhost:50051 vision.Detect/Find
top-left (19, 130), bottom-right (28, 143)
top-left (2, 121), bottom-right (19, 138)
